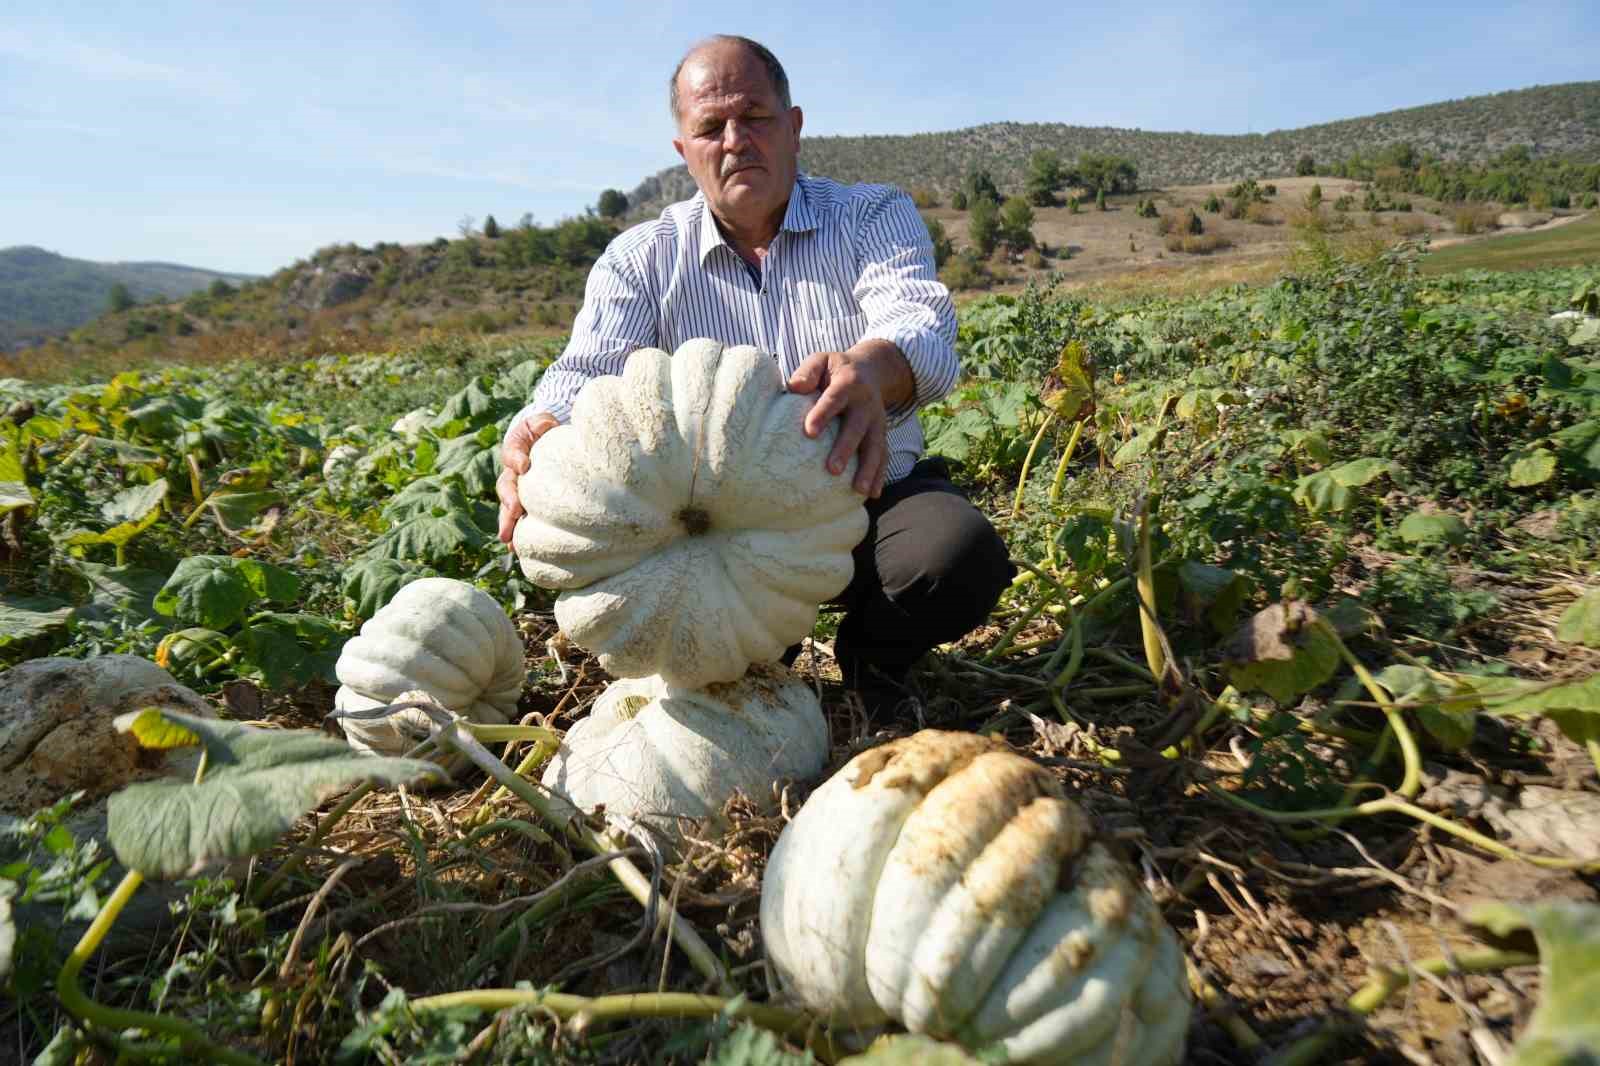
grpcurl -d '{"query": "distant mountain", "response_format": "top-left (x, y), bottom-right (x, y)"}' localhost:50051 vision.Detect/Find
top-left (626, 81), bottom-right (1600, 215)
top-left (0, 246), bottom-right (257, 351)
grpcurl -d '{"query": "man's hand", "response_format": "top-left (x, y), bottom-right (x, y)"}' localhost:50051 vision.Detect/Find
top-left (496, 412), bottom-right (561, 543)
top-left (786, 340), bottom-right (914, 498)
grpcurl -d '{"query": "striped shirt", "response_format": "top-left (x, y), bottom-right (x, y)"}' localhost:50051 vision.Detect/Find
top-left (513, 173), bottom-right (960, 482)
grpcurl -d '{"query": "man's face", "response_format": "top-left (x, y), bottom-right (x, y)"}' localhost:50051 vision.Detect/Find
top-left (672, 43), bottom-right (802, 235)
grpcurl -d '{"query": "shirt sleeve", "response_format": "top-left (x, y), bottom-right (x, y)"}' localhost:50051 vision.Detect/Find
top-left (506, 245), bottom-right (659, 442)
top-left (852, 189), bottom-right (960, 424)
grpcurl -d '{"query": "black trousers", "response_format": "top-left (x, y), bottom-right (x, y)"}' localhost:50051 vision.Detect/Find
top-left (826, 457), bottom-right (1015, 682)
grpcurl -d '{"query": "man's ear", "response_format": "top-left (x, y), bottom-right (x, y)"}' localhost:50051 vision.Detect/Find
top-left (672, 136), bottom-right (686, 161)
top-left (790, 106), bottom-right (804, 145)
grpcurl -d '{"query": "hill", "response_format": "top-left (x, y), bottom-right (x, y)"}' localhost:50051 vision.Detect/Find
top-left (625, 81), bottom-right (1600, 215)
top-left (0, 246), bottom-right (257, 351)
top-left (7, 216), bottom-right (617, 380)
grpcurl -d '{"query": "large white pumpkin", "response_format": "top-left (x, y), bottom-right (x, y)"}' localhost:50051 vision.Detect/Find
top-left (541, 663), bottom-right (829, 842)
top-left (333, 578), bottom-right (524, 757)
top-left (511, 339), bottom-right (868, 690)
top-left (760, 730), bottom-right (1191, 1065)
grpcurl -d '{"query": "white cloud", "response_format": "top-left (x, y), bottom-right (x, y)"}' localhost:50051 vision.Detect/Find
top-left (0, 24), bottom-right (207, 88)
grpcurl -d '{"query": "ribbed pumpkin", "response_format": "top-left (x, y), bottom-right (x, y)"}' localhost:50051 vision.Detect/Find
top-left (511, 339), bottom-right (868, 690)
top-left (332, 578), bottom-right (524, 757)
top-left (541, 663), bottom-right (828, 842)
top-left (760, 730), bottom-right (1190, 1065)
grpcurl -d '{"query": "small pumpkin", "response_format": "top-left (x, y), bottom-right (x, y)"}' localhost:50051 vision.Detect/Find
top-left (511, 339), bottom-right (868, 690)
top-left (541, 663), bottom-right (828, 842)
top-left (760, 730), bottom-right (1190, 1065)
top-left (332, 578), bottom-right (524, 757)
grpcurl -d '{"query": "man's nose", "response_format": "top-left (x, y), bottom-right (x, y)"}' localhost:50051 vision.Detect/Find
top-left (722, 118), bottom-right (751, 151)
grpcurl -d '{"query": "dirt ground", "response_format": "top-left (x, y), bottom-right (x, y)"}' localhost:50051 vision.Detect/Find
top-left (929, 175), bottom-right (1583, 291)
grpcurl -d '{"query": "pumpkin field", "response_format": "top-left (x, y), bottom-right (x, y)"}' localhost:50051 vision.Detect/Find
top-left (3, 241), bottom-right (1599, 1064)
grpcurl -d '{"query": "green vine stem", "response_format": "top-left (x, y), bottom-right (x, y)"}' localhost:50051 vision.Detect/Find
top-left (409, 989), bottom-right (832, 1058)
top-left (1267, 946), bottom-right (1537, 1066)
top-left (1048, 419), bottom-right (1088, 506)
top-left (57, 873), bottom-right (270, 1066)
top-left (1207, 784), bottom-right (1600, 872)
top-left (1134, 497), bottom-right (1166, 689)
top-left (1013, 409), bottom-right (1058, 517)
top-left (425, 709), bottom-right (735, 993)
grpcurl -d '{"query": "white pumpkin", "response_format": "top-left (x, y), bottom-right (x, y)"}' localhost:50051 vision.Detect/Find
top-left (541, 663), bottom-right (828, 842)
top-left (760, 730), bottom-right (1191, 1065)
top-left (333, 578), bottom-right (524, 758)
top-left (511, 339), bottom-right (868, 690)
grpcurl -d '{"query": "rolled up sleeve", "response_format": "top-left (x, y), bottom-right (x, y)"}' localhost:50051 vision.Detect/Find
top-left (852, 190), bottom-right (960, 425)
top-left (507, 247), bottom-right (659, 442)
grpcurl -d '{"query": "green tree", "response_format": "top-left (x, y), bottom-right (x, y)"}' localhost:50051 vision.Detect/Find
top-left (1306, 183), bottom-right (1323, 209)
top-left (998, 196), bottom-right (1035, 249)
top-left (922, 214), bottom-right (954, 268)
top-left (107, 283), bottom-right (134, 313)
top-left (964, 168), bottom-right (1000, 207)
top-left (1096, 188), bottom-right (1107, 212)
top-left (597, 189), bottom-right (629, 218)
top-left (207, 278), bottom-right (236, 298)
top-left (1203, 194), bottom-right (1222, 213)
top-left (483, 214), bottom-right (502, 239)
top-left (950, 188), bottom-right (969, 211)
top-left (1077, 153), bottom-right (1138, 195)
top-left (969, 194), bottom-right (1000, 256)
top-left (1295, 154), bottom-right (1316, 176)
top-left (1025, 150), bottom-right (1064, 206)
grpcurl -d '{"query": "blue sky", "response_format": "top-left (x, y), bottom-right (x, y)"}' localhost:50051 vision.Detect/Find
top-left (3, 2), bottom-right (1594, 275)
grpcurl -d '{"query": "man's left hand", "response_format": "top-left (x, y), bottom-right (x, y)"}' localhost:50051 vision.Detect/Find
top-left (787, 340), bottom-right (914, 499)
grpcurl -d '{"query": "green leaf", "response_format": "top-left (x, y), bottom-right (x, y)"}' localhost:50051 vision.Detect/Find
top-left (234, 559), bottom-right (300, 604)
top-left (204, 489), bottom-right (281, 532)
top-left (153, 555), bottom-right (255, 629)
top-left (1178, 561), bottom-right (1250, 634)
top-left (1508, 448), bottom-right (1559, 488)
top-left (704, 1022), bottom-right (817, 1066)
top-left (0, 423), bottom-right (32, 518)
top-left (1112, 428), bottom-right (1160, 468)
top-left (837, 1035), bottom-right (984, 1065)
top-left (341, 558), bottom-right (434, 619)
top-left (1292, 458), bottom-right (1403, 514)
top-left (1281, 429), bottom-right (1333, 465)
top-left (1465, 900), bottom-right (1600, 1066)
top-left (1373, 665), bottom-right (1474, 750)
top-left (1397, 510), bottom-right (1468, 546)
top-left (1224, 601), bottom-right (1342, 705)
top-left (100, 479), bottom-right (168, 526)
top-left (70, 562), bottom-right (168, 622)
top-left (360, 512), bottom-right (493, 567)
top-left (1453, 673), bottom-right (1600, 748)
top-left (0, 594), bottom-right (73, 648)
top-left (1555, 589), bottom-right (1600, 648)
top-left (108, 708), bottom-right (441, 879)
top-left (1569, 317), bottom-right (1600, 347)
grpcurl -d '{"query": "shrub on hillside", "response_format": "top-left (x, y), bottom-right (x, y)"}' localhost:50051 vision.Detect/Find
top-left (1333, 195), bottom-right (1354, 212)
top-left (1204, 194), bottom-right (1222, 213)
top-left (939, 250), bottom-right (990, 291)
top-left (1391, 215), bottom-right (1427, 236)
top-left (1245, 202), bottom-right (1277, 225)
top-left (910, 186), bottom-right (941, 209)
top-left (969, 195), bottom-right (1000, 256)
top-left (951, 189), bottom-right (969, 211)
top-left (1296, 154), bottom-right (1316, 176)
top-left (1453, 205), bottom-right (1499, 235)
top-left (922, 214), bottom-right (954, 267)
top-left (1163, 233), bottom-right (1231, 254)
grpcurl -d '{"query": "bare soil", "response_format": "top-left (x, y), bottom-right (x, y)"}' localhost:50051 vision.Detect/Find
top-left (930, 176), bottom-right (1587, 294)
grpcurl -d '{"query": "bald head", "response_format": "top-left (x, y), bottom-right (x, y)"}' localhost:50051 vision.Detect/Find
top-left (670, 35), bottom-right (790, 122)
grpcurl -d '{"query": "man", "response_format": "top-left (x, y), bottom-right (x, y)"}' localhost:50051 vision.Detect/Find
top-left (497, 35), bottom-right (1012, 696)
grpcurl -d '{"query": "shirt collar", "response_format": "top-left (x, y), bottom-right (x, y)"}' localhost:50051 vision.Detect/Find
top-left (696, 175), bottom-right (817, 264)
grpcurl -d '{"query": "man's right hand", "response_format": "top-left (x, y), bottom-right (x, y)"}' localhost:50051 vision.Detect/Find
top-left (497, 412), bottom-right (561, 543)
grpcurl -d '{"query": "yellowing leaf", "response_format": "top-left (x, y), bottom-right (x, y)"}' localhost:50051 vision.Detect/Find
top-left (1555, 589), bottom-right (1600, 648)
top-left (1507, 448), bottom-right (1558, 488)
top-left (113, 707), bottom-right (203, 749)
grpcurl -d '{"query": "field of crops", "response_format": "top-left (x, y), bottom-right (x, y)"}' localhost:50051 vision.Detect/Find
top-left (3, 245), bottom-right (1598, 1064)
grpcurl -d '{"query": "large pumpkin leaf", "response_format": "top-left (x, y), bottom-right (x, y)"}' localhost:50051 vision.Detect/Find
top-left (0, 423), bottom-right (34, 518)
top-left (0, 594), bottom-right (74, 648)
top-left (1507, 448), bottom-right (1559, 488)
top-left (341, 557), bottom-right (436, 619)
top-left (1397, 510), bottom-right (1468, 546)
top-left (1291, 458), bottom-right (1403, 515)
top-left (1466, 901), bottom-right (1600, 1066)
top-left (360, 511), bottom-right (493, 566)
top-left (1555, 589), bottom-right (1600, 648)
top-left (1373, 664), bottom-right (1474, 750)
top-left (153, 555), bottom-right (254, 629)
top-left (1224, 601), bottom-right (1341, 705)
top-left (100, 479), bottom-right (168, 526)
top-left (70, 561), bottom-right (168, 622)
top-left (108, 708), bottom-right (441, 879)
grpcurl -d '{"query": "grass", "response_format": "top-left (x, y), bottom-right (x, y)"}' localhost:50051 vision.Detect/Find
top-left (1423, 211), bottom-right (1600, 273)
